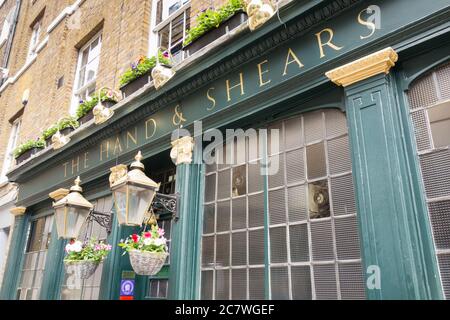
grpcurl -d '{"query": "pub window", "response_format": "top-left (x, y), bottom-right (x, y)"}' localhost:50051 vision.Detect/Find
top-left (407, 60), bottom-right (450, 299)
top-left (17, 214), bottom-right (53, 300)
top-left (60, 196), bottom-right (113, 300)
top-left (70, 31), bottom-right (102, 114)
top-left (201, 109), bottom-right (365, 300)
top-left (150, 0), bottom-right (190, 64)
top-left (0, 118), bottom-right (21, 182)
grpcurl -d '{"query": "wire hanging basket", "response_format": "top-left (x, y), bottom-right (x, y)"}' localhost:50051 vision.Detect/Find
top-left (128, 250), bottom-right (168, 276)
top-left (64, 260), bottom-right (100, 280)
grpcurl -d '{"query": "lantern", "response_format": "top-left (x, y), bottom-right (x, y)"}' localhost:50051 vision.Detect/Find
top-left (53, 177), bottom-right (93, 239)
top-left (111, 151), bottom-right (160, 226)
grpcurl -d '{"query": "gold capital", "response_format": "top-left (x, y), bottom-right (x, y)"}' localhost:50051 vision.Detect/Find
top-left (10, 207), bottom-right (26, 216)
top-left (325, 47), bottom-right (398, 87)
top-left (170, 136), bottom-right (194, 165)
top-left (49, 188), bottom-right (70, 201)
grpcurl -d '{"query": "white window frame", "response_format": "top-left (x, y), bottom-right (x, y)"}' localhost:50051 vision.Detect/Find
top-left (27, 19), bottom-right (41, 61)
top-left (0, 118), bottom-right (21, 183)
top-left (149, 0), bottom-right (191, 64)
top-left (70, 31), bottom-right (102, 115)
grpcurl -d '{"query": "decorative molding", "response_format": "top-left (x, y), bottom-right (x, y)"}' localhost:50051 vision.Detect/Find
top-left (170, 136), bottom-right (194, 165)
top-left (49, 188), bottom-right (69, 201)
top-left (325, 47), bottom-right (399, 87)
top-left (109, 164), bottom-right (127, 188)
top-left (10, 207), bottom-right (26, 216)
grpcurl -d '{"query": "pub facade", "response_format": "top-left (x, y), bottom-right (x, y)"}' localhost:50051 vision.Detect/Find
top-left (0, 0), bottom-right (450, 300)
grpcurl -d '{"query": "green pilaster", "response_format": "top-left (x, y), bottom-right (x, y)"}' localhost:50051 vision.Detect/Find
top-left (169, 146), bottom-right (203, 300)
top-left (39, 224), bottom-right (66, 299)
top-left (344, 72), bottom-right (443, 299)
top-left (99, 214), bottom-right (134, 300)
top-left (0, 213), bottom-right (29, 300)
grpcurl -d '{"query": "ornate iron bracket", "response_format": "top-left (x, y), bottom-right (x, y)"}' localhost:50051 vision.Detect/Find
top-left (87, 210), bottom-right (114, 235)
top-left (152, 192), bottom-right (180, 221)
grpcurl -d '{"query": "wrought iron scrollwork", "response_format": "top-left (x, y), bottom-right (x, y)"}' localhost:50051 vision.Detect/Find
top-left (152, 192), bottom-right (179, 221)
top-left (87, 210), bottom-right (114, 235)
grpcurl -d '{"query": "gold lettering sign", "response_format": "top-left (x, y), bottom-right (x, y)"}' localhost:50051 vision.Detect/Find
top-left (226, 72), bottom-right (245, 102)
top-left (257, 60), bottom-right (271, 86)
top-left (283, 48), bottom-right (304, 76)
top-left (145, 118), bottom-right (157, 139)
top-left (315, 28), bottom-right (343, 58)
top-left (206, 87), bottom-right (216, 111)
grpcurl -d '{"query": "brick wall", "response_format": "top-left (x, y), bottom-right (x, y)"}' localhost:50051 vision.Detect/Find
top-left (0, 0), bottom-right (152, 170)
top-left (190, 0), bottom-right (231, 27)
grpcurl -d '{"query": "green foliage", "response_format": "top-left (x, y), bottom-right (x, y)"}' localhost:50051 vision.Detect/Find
top-left (75, 88), bottom-right (120, 119)
top-left (183, 0), bottom-right (245, 46)
top-left (13, 139), bottom-right (45, 158)
top-left (41, 117), bottom-right (79, 140)
top-left (41, 124), bottom-right (59, 141)
top-left (64, 239), bottom-right (112, 263)
top-left (118, 225), bottom-right (168, 255)
top-left (119, 52), bottom-right (172, 87)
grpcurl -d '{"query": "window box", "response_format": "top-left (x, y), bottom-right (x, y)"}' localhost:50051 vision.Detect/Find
top-left (15, 147), bottom-right (39, 164)
top-left (183, 11), bottom-right (247, 56)
top-left (119, 70), bottom-right (152, 98)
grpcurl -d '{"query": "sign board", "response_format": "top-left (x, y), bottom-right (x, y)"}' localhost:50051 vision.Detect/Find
top-left (119, 271), bottom-right (135, 300)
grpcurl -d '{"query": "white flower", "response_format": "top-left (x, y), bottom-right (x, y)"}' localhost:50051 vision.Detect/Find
top-left (143, 238), bottom-right (153, 246)
top-left (71, 241), bottom-right (83, 253)
top-left (154, 238), bottom-right (167, 246)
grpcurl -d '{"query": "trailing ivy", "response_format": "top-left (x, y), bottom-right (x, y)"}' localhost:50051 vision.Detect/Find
top-left (13, 139), bottom-right (45, 158)
top-left (183, 0), bottom-right (245, 47)
top-left (75, 88), bottom-right (119, 120)
top-left (119, 52), bottom-right (171, 87)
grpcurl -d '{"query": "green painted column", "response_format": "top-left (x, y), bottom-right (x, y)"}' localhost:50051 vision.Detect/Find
top-left (39, 224), bottom-right (66, 300)
top-left (0, 208), bottom-right (29, 300)
top-left (169, 136), bottom-right (203, 300)
top-left (326, 47), bottom-right (442, 299)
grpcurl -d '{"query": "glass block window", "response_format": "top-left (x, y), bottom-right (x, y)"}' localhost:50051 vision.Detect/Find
top-left (201, 109), bottom-right (365, 300)
top-left (60, 196), bottom-right (113, 300)
top-left (407, 61), bottom-right (450, 299)
top-left (151, 0), bottom-right (190, 64)
top-left (17, 214), bottom-right (54, 300)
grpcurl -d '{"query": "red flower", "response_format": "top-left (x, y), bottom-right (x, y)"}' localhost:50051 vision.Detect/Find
top-left (69, 239), bottom-right (75, 245)
top-left (144, 232), bottom-right (152, 238)
top-left (131, 234), bottom-right (139, 243)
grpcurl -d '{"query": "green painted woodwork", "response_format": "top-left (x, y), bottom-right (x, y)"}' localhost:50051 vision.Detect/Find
top-left (1, 0), bottom-right (449, 301)
top-left (0, 214), bottom-right (29, 299)
top-left (344, 72), bottom-right (443, 299)
top-left (169, 158), bottom-right (204, 300)
top-left (39, 224), bottom-right (66, 300)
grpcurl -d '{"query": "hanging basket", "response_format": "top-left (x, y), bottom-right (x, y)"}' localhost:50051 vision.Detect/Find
top-left (128, 250), bottom-right (168, 276)
top-left (64, 260), bottom-right (100, 280)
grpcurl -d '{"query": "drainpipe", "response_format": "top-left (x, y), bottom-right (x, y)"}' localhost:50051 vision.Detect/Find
top-left (0, 0), bottom-right (22, 87)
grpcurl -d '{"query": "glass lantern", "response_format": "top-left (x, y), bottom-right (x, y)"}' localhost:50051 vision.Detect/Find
top-left (53, 177), bottom-right (93, 239)
top-left (111, 151), bottom-right (160, 226)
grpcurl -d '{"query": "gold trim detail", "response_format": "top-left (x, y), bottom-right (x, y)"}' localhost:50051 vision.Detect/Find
top-left (49, 188), bottom-right (70, 201)
top-left (109, 164), bottom-right (128, 187)
top-left (170, 136), bottom-right (194, 165)
top-left (10, 207), bottom-right (26, 216)
top-left (325, 47), bottom-right (398, 87)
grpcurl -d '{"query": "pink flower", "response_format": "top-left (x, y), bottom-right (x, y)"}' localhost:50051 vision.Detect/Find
top-left (157, 228), bottom-right (165, 237)
top-left (144, 232), bottom-right (152, 238)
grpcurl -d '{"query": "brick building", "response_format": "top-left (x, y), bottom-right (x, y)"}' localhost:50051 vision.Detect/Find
top-left (0, 0), bottom-right (449, 300)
